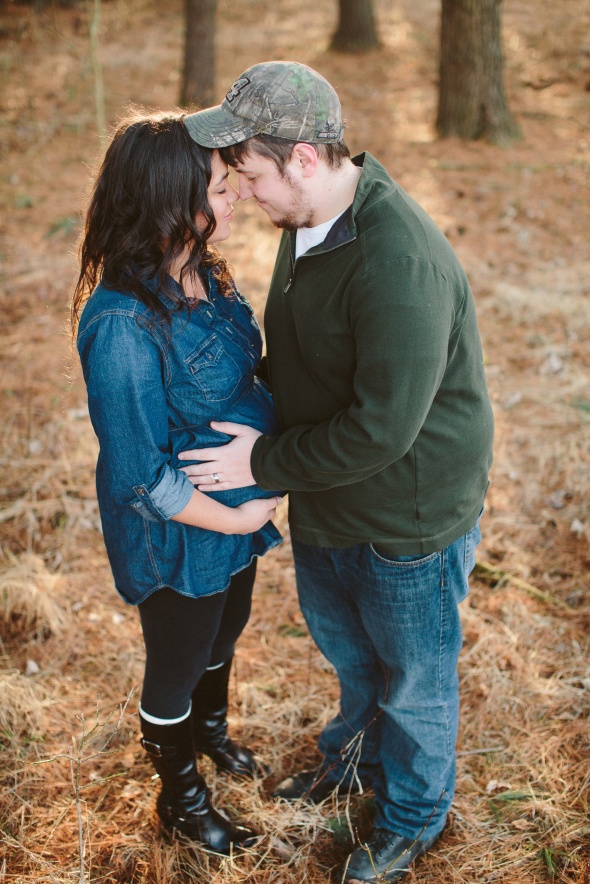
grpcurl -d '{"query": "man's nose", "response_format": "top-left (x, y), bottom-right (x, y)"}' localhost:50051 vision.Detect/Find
top-left (238, 179), bottom-right (253, 200)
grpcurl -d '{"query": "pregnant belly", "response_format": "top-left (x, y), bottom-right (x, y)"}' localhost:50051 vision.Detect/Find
top-left (169, 383), bottom-right (282, 505)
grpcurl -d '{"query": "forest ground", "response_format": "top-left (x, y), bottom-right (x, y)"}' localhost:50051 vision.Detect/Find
top-left (0, 0), bottom-right (589, 881)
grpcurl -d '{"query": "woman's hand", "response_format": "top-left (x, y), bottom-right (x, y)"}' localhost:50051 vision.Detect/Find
top-left (172, 488), bottom-right (282, 534)
top-left (229, 496), bottom-right (283, 535)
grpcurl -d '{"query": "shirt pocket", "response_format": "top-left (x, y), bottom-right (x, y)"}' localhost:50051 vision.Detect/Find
top-left (185, 334), bottom-right (243, 403)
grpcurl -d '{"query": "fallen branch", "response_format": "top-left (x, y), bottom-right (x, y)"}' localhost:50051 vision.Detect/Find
top-left (457, 745), bottom-right (505, 757)
top-left (474, 561), bottom-right (570, 610)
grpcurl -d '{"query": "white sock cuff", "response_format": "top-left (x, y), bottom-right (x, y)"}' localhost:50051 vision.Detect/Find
top-left (139, 703), bottom-right (192, 726)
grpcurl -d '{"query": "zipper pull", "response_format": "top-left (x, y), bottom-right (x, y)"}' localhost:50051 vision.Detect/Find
top-left (285, 250), bottom-right (295, 292)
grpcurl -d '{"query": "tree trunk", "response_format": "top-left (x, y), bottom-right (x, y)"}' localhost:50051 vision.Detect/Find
top-left (437, 0), bottom-right (521, 144)
top-left (330, 0), bottom-right (380, 53)
top-left (180, 0), bottom-right (216, 109)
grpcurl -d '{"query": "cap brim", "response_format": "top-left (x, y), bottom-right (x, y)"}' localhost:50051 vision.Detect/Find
top-left (184, 105), bottom-right (257, 148)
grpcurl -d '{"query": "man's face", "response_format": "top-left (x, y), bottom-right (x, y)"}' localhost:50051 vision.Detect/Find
top-left (232, 151), bottom-right (313, 231)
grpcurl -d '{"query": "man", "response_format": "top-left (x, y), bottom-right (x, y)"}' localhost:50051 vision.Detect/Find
top-left (180, 61), bottom-right (494, 882)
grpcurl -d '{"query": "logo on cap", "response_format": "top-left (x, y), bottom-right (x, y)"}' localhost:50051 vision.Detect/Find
top-left (226, 77), bottom-right (250, 104)
top-left (316, 121), bottom-right (339, 140)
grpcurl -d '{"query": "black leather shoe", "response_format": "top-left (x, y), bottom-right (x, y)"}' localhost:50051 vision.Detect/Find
top-left (343, 828), bottom-right (441, 881)
top-left (272, 767), bottom-right (364, 803)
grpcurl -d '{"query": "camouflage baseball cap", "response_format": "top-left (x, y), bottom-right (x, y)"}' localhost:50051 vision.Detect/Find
top-left (184, 61), bottom-right (343, 148)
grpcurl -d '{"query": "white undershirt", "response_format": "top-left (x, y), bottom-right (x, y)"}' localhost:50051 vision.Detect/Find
top-left (295, 208), bottom-right (349, 260)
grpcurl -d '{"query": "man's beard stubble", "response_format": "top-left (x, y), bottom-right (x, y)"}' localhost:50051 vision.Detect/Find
top-left (272, 170), bottom-right (314, 232)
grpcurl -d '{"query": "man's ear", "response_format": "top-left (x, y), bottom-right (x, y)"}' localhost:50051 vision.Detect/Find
top-left (291, 142), bottom-right (319, 178)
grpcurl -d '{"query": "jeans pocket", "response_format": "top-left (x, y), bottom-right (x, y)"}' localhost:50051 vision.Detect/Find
top-left (464, 518), bottom-right (483, 576)
top-left (368, 544), bottom-right (440, 568)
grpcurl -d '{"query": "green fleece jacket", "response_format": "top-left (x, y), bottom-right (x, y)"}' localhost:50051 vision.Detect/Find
top-left (251, 152), bottom-right (494, 554)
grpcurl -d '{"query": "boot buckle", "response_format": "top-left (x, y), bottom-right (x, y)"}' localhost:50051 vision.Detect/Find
top-left (140, 738), bottom-right (164, 757)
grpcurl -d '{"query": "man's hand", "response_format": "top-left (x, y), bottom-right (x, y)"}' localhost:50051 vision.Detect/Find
top-left (178, 421), bottom-right (261, 491)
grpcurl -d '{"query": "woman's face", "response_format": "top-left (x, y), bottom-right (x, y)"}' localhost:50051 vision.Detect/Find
top-left (203, 150), bottom-right (239, 244)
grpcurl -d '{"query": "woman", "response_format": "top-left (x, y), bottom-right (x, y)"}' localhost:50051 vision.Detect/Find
top-left (72, 111), bottom-right (283, 855)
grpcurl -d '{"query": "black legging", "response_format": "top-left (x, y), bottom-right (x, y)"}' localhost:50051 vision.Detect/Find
top-left (138, 560), bottom-right (256, 720)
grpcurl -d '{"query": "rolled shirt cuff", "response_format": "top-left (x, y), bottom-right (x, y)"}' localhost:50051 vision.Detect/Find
top-left (132, 467), bottom-right (195, 522)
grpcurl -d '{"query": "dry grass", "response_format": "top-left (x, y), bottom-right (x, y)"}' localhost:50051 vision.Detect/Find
top-left (1, 0), bottom-right (589, 882)
top-left (0, 552), bottom-right (68, 637)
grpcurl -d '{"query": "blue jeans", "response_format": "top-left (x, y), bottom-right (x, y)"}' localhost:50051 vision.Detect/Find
top-left (291, 519), bottom-right (481, 840)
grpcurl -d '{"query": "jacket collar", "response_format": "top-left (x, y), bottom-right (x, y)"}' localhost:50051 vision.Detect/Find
top-left (141, 265), bottom-right (220, 310)
top-left (289, 152), bottom-right (394, 258)
top-left (349, 151), bottom-right (398, 225)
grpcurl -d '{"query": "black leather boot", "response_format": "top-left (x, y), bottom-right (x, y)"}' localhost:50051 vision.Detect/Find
top-left (139, 712), bottom-right (258, 855)
top-left (191, 658), bottom-right (270, 779)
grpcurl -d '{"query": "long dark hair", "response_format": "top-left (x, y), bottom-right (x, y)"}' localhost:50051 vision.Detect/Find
top-left (72, 110), bottom-right (233, 330)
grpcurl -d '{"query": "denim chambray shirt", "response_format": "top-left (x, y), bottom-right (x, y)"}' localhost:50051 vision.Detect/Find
top-left (77, 269), bottom-right (282, 605)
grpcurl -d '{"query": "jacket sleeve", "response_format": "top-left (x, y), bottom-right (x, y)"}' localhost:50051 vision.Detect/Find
top-left (78, 312), bottom-right (194, 521)
top-left (251, 256), bottom-right (456, 491)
